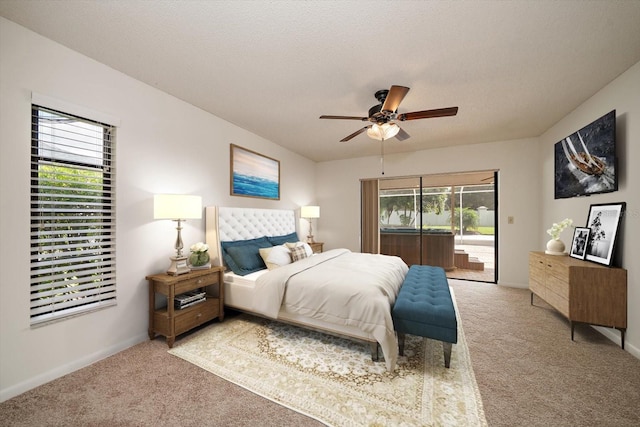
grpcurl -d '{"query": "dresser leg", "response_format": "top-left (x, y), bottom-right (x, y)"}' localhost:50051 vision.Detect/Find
top-left (570, 321), bottom-right (575, 341)
top-left (618, 328), bottom-right (625, 349)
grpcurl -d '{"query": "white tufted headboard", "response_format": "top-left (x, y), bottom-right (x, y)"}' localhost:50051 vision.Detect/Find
top-left (205, 206), bottom-right (297, 267)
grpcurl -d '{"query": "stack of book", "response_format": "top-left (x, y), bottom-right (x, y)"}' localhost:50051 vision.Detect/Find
top-left (174, 290), bottom-right (206, 309)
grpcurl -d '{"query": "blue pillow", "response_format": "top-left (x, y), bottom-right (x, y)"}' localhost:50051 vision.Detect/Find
top-left (267, 232), bottom-right (299, 246)
top-left (221, 237), bottom-right (272, 276)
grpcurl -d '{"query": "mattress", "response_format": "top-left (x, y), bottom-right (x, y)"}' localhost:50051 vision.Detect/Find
top-left (223, 269), bottom-right (267, 310)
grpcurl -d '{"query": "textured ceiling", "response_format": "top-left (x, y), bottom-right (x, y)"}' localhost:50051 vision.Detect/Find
top-left (2, 0), bottom-right (640, 162)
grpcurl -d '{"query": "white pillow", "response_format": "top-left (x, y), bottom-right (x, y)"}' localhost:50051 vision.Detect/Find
top-left (259, 244), bottom-right (292, 270)
top-left (285, 241), bottom-right (313, 257)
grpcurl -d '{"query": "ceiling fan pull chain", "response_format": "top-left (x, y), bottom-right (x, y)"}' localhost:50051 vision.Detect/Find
top-left (380, 138), bottom-right (385, 175)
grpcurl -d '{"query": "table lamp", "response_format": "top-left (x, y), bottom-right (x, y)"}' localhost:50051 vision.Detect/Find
top-left (154, 194), bottom-right (202, 275)
top-left (301, 205), bottom-right (320, 243)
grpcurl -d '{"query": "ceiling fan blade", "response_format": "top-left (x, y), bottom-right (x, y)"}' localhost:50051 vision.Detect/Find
top-left (381, 85), bottom-right (410, 114)
top-left (320, 115), bottom-right (368, 121)
top-left (340, 126), bottom-right (370, 142)
top-left (394, 127), bottom-right (410, 141)
top-left (397, 106), bottom-right (458, 121)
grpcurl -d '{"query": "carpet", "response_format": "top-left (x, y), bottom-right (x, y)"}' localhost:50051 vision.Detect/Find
top-left (169, 307), bottom-right (486, 426)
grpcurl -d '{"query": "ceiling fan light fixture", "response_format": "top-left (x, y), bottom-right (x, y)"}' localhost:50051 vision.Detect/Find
top-left (367, 122), bottom-right (400, 141)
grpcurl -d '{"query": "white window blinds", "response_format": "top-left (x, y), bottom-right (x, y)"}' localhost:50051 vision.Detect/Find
top-left (30, 105), bottom-right (117, 325)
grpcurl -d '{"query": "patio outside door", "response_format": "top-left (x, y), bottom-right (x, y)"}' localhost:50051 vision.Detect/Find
top-left (364, 170), bottom-right (497, 283)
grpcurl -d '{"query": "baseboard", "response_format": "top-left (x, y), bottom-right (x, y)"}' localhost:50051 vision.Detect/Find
top-left (496, 280), bottom-right (528, 289)
top-left (592, 325), bottom-right (640, 359)
top-left (0, 333), bottom-right (148, 403)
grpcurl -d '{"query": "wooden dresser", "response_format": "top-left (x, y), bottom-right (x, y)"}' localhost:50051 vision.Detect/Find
top-left (529, 251), bottom-right (627, 347)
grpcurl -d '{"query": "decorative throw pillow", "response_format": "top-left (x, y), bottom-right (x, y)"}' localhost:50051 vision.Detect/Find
top-left (259, 245), bottom-right (292, 270)
top-left (285, 241), bottom-right (313, 258)
top-left (290, 245), bottom-right (308, 262)
top-left (221, 237), bottom-right (272, 276)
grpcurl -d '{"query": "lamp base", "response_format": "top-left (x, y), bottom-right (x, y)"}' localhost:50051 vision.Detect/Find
top-left (167, 255), bottom-right (190, 276)
top-left (306, 234), bottom-right (315, 244)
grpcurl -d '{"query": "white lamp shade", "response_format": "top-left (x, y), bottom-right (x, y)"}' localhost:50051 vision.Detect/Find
top-left (301, 205), bottom-right (320, 219)
top-left (367, 122), bottom-right (400, 140)
top-left (153, 194), bottom-right (202, 220)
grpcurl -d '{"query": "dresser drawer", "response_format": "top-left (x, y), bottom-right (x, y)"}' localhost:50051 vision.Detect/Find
top-left (529, 253), bottom-right (545, 269)
top-left (545, 273), bottom-right (569, 299)
top-left (529, 276), bottom-right (545, 299)
top-left (545, 260), bottom-right (569, 283)
top-left (544, 290), bottom-right (569, 318)
top-left (529, 253), bottom-right (545, 291)
top-left (529, 259), bottom-right (545, 279)
top-left (174, 298), bottom-right (219, 335)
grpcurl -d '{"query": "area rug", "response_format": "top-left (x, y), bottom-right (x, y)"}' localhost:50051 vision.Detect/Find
top-left (169, 304), bottom-right (486, 426)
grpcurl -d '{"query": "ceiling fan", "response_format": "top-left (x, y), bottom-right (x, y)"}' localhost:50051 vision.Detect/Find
top-left (319, 85), bottom-right (458, 142)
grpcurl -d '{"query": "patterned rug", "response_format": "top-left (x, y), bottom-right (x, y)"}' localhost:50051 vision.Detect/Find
top-left (169, 306), bottom-right (486, 426)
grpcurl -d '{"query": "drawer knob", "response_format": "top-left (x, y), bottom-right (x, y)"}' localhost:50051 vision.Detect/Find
top-left (196, 313), bottom-right (202, 318)
top-left (196, 279), bottom-right (203, 285)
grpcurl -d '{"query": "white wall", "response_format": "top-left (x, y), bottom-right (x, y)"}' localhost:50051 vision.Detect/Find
top-left (539, 60), bottom-right (640, 356)
top-left (0, 18), bottom-right (316, 401)
top-left (316, 138), bottom-right (541, 288)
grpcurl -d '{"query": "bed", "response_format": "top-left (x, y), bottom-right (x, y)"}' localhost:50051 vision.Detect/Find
top-left (205, 206), bottom-right (408, 371)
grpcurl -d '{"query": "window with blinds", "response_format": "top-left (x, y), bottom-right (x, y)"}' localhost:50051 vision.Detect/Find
top-left (30, 105), bottom-right (116, 325)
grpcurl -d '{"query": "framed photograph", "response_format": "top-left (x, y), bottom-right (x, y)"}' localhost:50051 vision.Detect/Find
top-left (569, 227), bottom-right (590, 260)
top-left (584, 202), bottom-right (625, 266)
top-left (230, 144), bottom-right (280, 200)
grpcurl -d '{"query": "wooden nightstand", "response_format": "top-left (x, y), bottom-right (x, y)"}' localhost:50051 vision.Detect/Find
top-left (308, 242), bottom-right (324, 253)
top-left (147, 266), bottom-right (224, 348)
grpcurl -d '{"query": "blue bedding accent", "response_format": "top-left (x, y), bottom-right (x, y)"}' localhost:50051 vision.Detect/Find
top-left (221, 237), bottom-right (273, 276)
top-left (267, 232), bottom-right (299, 245)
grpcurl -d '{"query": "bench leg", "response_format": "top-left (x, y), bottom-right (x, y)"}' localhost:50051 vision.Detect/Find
top-left (443, 342), bottom-right (452, 368)
top-left (398, 333), bottom-right (406, 356)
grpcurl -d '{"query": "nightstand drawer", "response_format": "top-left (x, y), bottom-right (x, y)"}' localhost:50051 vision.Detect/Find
top-left (174, 272), bottom-right (219, 295)
top-left (174, 298), bottom-right (219, 335)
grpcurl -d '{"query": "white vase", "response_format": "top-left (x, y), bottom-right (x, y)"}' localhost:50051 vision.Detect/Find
top-left (545, 238), bottom-right (566, 255)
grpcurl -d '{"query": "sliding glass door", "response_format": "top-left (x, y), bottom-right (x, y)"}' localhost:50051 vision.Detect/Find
top-left (363, 171), bottom-right (497, 283)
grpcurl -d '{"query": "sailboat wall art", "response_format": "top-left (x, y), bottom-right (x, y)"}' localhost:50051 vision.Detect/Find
top-left (554, 110), bottom-right (618, 199)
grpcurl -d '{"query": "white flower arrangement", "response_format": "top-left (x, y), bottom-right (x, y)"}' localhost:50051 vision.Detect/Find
top-left (190, 242), bottom-right (209, 253)
top-left (546, 218), bottom-right (573, 240)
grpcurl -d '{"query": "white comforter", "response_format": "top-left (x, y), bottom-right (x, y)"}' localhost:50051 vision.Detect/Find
top-left (252, 248), bottom-right (408, 371)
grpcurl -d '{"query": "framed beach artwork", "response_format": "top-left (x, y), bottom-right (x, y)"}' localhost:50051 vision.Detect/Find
top-left (230, 144), bottom-right (280, 200)
top-left (584, 202), bottom-right (625, 266)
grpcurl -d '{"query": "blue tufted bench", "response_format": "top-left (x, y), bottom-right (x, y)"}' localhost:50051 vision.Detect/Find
top-left (392, 265), bottom-right (458, 368)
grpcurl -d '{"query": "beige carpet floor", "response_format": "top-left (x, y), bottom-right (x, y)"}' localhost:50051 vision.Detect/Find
top-left (1, 280), bottom-right (639, 426)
